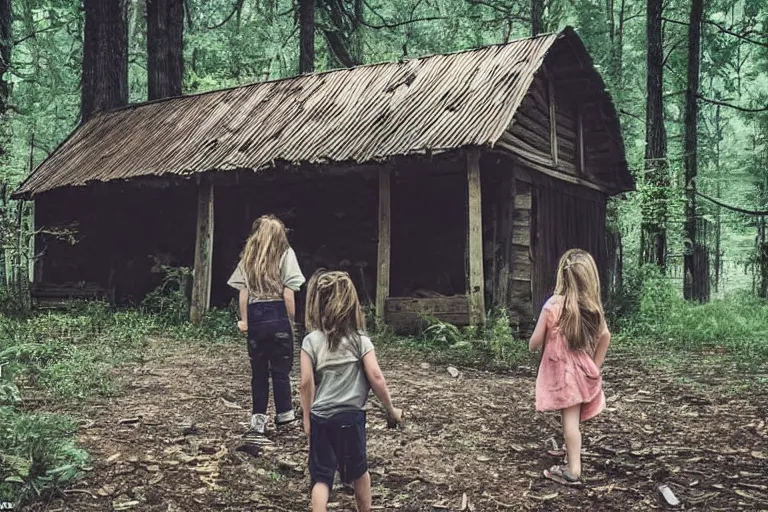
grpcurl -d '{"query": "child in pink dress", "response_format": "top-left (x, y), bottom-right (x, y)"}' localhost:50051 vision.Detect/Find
top-left (529, 249), bottom-right (612, 486)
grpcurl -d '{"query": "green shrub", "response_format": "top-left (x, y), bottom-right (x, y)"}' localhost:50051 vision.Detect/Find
top-left (404, 308), bottom-right (532, 369)
top-left (620, 270), bottom-right (768, 361)
top-left (0, 407), bottom-right (89, 508)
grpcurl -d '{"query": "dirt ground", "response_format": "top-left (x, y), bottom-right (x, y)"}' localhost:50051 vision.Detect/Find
top-left (29, 337), bottom-right (768, 512)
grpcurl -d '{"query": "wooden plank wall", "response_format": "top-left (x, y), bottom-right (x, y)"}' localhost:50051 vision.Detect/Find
top-left (481, 156), bottom-right (532, 329)
top-left (509, 179), bottom-right (533, 326)
top-left (530, 177), bottom-right (608, 317)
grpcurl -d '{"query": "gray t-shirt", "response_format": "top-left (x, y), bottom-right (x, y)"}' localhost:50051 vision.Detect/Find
top-left (301, 330), bottom-right (374, 418)
top-left (227, 247), bottom-right (305, 302)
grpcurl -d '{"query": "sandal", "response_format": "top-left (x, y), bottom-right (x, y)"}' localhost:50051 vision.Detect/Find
top-left (543, 465), bottom-right (582, 487)
top-left (547, 443), bottom-right (566, 457)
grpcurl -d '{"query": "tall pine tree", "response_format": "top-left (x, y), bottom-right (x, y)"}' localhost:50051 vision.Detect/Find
top-left (82, 0), bottom-right (129, 121)
top-left (147, 0), bottom-right (184, 100)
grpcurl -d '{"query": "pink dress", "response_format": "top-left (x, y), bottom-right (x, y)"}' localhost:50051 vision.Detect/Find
top-left (535, 295), bottom-right (606, 422)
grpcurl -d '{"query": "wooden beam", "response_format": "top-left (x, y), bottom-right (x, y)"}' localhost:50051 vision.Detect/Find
top-left (577, 107), bottom-right (585, 174)
top-left (547, 73), bottom-right (558, 167)
top-left (375, 167), bottom-right (391, 322)
top-left (190, 175), bottom-right (214, 324)
top-left (466, 150), bottom-right (486, 325)
top-left (492, 145), bottom-right (614, 194)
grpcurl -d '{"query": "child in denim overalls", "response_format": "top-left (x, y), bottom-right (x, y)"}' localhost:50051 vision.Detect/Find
top-left (228, 215), bottom-right (305, 443)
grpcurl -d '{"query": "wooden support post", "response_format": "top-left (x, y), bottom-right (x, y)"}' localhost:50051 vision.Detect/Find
top-left (547, 74), bottom-right (558, 167)
top-left (190, 175), bottom-right (214, 324)
top-left (375, 167), bottom-right (391, 323)
top-left (576, 107), bottom-right (585, 174)
top-left (466, 150), bottom-right (486, 325)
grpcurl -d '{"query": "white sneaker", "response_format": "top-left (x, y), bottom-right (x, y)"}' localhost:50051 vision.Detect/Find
top-left (250, 413), bottom-right (267, 433)
top-left (245, 414), bottom-right (273, 446)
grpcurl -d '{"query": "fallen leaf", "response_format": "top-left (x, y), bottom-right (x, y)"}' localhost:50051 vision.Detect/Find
top-left (530, 492), bottom-right (558, 501)
top-left (751, 451), bottom-right (767, 460)
top-left (149, 474), bottom-right (164, 485)
top-left (106, 453), bottom-right (121, 463)
top-left (447, 366), bottom-right (460, 378)
top-left (220, 398), bottom-right (242, 410)
top-left (97, 484), bottom-right (117, 497)
top-left (658, 484), bottom-right (680, 507)
top-left (460, 493), bottom-right (468, 511)
top-left (476, 455), bottom-right (491, 462)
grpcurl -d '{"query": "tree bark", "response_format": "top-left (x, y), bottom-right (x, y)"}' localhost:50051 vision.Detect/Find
top-left (147, 0), bottom-right (184, 100)
top-left (683, 0), bottom-right (704, 301)
top-left (82, 0), bottom-right (129, 122)
top-left (299, 0), bottom-right (315, 74)
top-left (531, 0), bottom-right (544, 36)
top-left (640, 0), bottom-right (668, 269)
top-left (0, 0), bottom-right (11, 115)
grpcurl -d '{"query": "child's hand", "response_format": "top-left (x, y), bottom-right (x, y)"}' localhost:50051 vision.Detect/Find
top-left (237, 321), bottom-right (247, 333)
top-left (386, 407), bottom-right (404, 428)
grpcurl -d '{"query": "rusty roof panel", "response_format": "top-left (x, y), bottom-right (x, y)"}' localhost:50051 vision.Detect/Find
top-left (14, 29), bottom-right (628, 198)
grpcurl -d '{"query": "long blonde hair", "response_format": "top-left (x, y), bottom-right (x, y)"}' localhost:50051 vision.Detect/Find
top-left (554, 249), bottom-right (604, 353)
top-left (305, 270), bottom-right (366, 352)
top-left (241, 215), bottom-right (289, 297)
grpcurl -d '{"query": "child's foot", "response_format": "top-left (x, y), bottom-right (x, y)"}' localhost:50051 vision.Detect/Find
top-left (245, 414), bottom-right (273, 445)
top-left (547, 443), bottom-right (566, 457)
top-left (543, 465), bottom-right (582, 486)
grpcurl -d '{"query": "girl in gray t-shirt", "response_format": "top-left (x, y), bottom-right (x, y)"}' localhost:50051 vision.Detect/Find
top-left (299, 270), bottom-right (402, 512)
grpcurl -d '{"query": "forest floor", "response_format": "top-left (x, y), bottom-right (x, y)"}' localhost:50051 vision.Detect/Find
top-left (29, 337), bottom-right (768, 512)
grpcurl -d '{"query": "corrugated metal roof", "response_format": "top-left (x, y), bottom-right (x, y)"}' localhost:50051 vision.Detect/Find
top-left (14, 28), bottom-right (626, 198)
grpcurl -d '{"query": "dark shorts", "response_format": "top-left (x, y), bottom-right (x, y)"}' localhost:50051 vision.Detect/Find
top-left (309, 411), bottom-right (367, 490)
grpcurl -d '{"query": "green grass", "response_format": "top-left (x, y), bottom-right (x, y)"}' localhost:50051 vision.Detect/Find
top-left (614, 270), bottom-right (768, 363)
top-left (0, 294), bottom-right (240, 508)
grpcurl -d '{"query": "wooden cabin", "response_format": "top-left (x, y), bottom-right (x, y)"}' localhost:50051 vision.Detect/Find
top-left (13, 27), bottom-right (633, 331)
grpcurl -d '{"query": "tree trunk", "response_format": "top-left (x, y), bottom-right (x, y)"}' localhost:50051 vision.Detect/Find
top-left (147, 0), bottom-right (184, 100)
top-left (82, 0), bottom-right (129, 122)
top-left (531, 0), bottom-right (544, 36)
top-left (640, 0), bottom-right (668, 269)
top-left (714, 104), bottom-right (722, 293)
top-left (0, 0), bottom-right (11, 115)
top-left (299, 0), bottom-right (315, 74)
top-left (683, 0), bottom-right (704, 300)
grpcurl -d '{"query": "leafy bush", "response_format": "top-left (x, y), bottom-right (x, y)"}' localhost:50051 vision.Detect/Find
top-left (140, 262), bottom-right (192, 326)
top-left (620, 270), bottom-right (768, 361)
top-left (0, 407), bottom-right (89, 508)
top-left (400, 308), bottom-right (532, 370)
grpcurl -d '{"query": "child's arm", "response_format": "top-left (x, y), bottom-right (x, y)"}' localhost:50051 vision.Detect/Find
top-left (592, 328), bottom-right (611, 369)
top-left (528, 309), bottom-right (549, 352)
top-left (362, 350), bottom-right (402, 424)
top-left (299, 350), bottom-right (315, 436)
top-left (238, 288), bottom-right (248, 332)
top-left (283, 287), bottom-right (296, 322)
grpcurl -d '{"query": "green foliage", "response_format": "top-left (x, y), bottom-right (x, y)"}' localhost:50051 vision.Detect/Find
top-left (0, 407), bottom-right (89, 508)
top-left (389, 309), bottom-right (533, 370)
top-left (619, 268), bottom-right (768, 361)
top-left (140, 261), bottom-right (192, 326)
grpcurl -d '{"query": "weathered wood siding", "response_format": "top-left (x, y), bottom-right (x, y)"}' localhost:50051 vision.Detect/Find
top-left (498, 70), bottom-right (623, 190)
top-left (530, 175), bottom-right (608, 317)
top-left (481, 155), bottom-right (533, 328)
top-left (482, 153), bottom-right (609, 328)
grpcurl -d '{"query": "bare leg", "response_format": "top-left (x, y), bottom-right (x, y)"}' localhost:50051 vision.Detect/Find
top-left (562, 404), bottom-right (582, 478)
top-left (352, 471), bottom-right (372, 512)
top-left (311, 482), bottom-right (330, 512)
